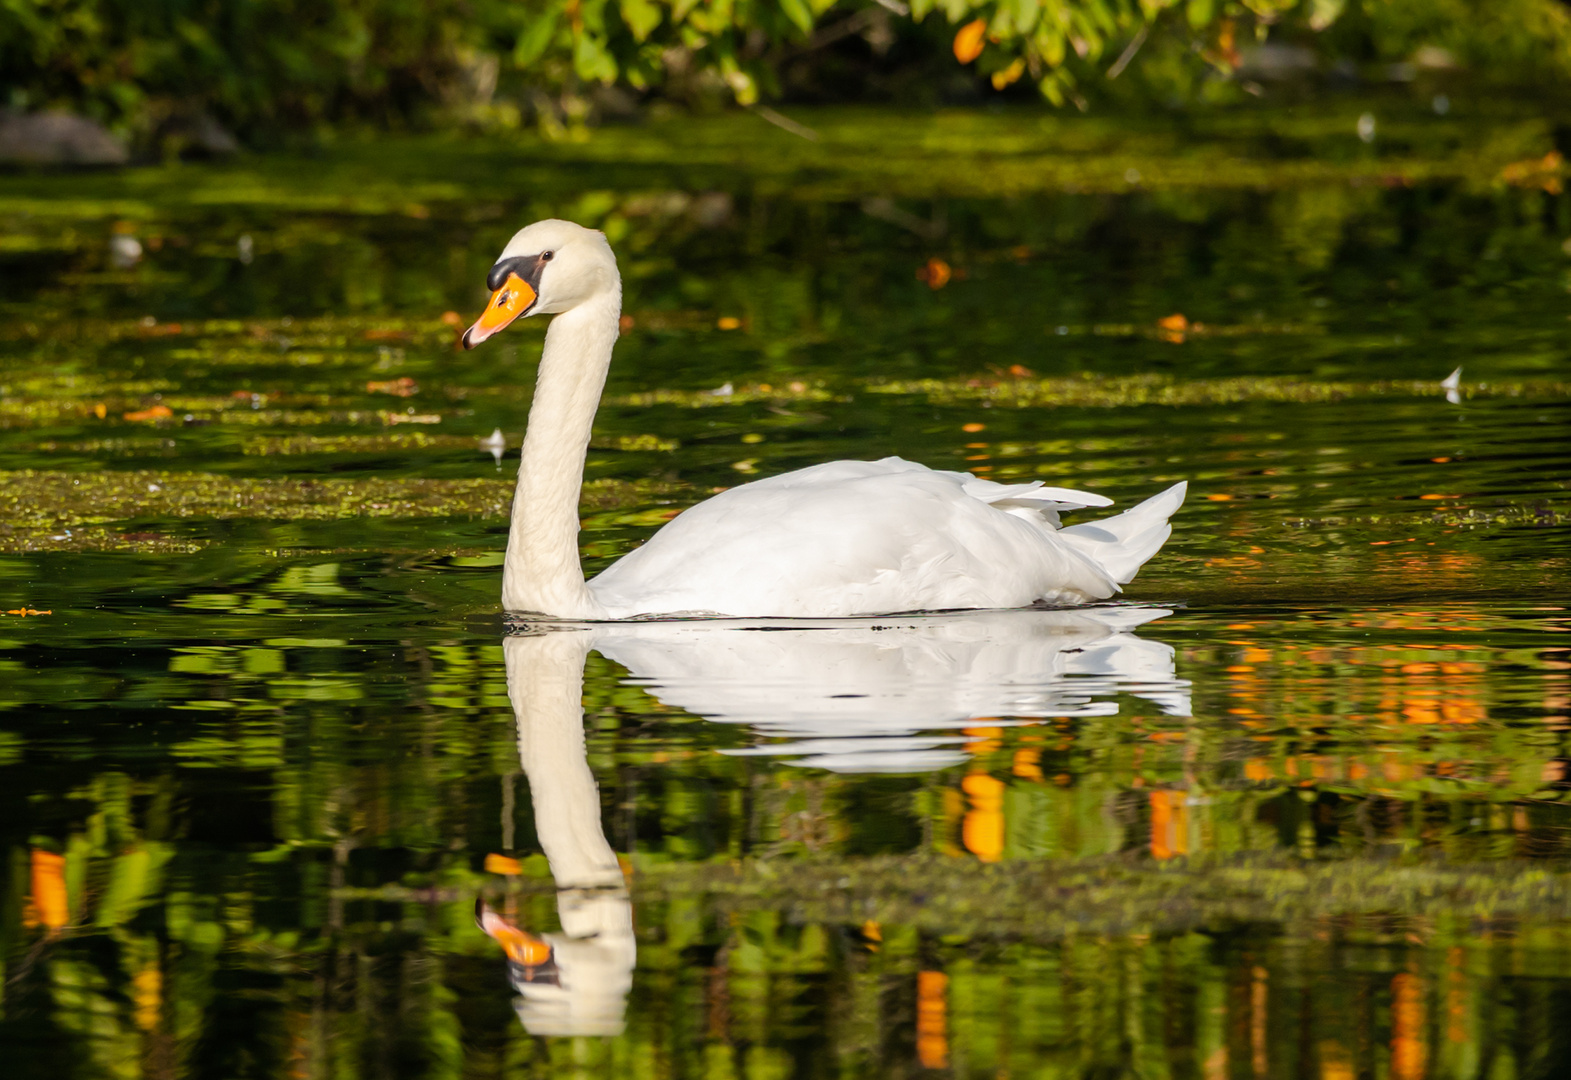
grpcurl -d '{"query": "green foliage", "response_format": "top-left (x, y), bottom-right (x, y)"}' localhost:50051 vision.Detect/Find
top-left (7, 0), bottom-right (1571, 141)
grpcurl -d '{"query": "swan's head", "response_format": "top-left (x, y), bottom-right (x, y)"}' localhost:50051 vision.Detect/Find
top-left (463, 219), bottom-right (618, 349)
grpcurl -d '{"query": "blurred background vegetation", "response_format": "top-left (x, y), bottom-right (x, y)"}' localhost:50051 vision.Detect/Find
top-left (5, 0), bottom-right (1571, 153)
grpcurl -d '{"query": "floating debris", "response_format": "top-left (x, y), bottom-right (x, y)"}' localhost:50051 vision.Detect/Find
top-left (108, 222), bottom-right (142, 268)
top-left (479, 427), bottom-right (506, 468)
top-left (1442, 366), bottom-right (1462, 404)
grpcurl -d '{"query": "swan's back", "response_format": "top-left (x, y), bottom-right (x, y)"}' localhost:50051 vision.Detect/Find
top-left (589, 457), bottom-right (1184, 619)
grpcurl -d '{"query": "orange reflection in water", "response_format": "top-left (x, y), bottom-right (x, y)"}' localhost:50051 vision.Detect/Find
top-left (28, 849), bottom-right (68, 933)
top-left (1149, 790), bottom-right (1189, 860)
top-left (917, 970), bottom-right (949, 1069)
top-left (961, 773), bottom-right (1005, 863)
top-left (1391, 971), bottom-right (1428, 1080)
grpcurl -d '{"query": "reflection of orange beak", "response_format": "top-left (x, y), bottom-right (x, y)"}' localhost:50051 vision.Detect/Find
top-left (477, 901), bottom-right (552, 965)
top-left (463, 273), bottom-right (536, 349)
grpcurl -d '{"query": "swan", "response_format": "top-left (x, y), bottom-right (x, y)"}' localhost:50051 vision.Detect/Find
top-left (464, 219), bottom-right (1187, 619)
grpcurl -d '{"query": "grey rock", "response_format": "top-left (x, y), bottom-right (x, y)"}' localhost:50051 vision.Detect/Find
top-left (0, 110), bottom-right (128, 165)
top-left (1236, 45), bottom-right (1318, 81)
top-left (156, 109), bottom-right (240, 157)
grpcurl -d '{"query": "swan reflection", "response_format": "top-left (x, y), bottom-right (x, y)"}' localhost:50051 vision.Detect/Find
top-left (485, 605), bottom-right (1186, 1035)
top-left (483, 632), bottom-right (636, 1037)
top-left (593, 605), bottom-right (1190, 772)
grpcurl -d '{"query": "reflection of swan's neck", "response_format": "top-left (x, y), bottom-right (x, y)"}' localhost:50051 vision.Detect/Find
top-left (502, 290), bottom-right (620, 616)
top-left (505, 631), bottom-right (623, 889)
top-left (503, 630), bottom-right (635, 1038)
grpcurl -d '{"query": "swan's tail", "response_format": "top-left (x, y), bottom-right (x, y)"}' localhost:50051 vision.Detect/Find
top-left (1056, 481), bottom-right (1187, 585)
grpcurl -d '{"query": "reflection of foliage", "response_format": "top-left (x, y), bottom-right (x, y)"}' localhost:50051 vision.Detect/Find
top-left (4, 603), bottom-right (1571, 1071)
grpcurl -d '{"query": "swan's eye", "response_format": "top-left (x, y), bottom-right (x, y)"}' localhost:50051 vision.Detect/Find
top-left (540, 250), bottom-right (554, 261)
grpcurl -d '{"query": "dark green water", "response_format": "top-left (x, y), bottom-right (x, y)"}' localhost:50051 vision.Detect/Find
top-left (1, 105), bottom-right (1569, 1078)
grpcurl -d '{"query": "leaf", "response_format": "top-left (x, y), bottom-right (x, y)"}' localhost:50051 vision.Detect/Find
top-left (574, 32), bottom-right (620, 82)
top-left (1035, 24), bottom-right (1066, 66)
top-left (620, 0), bottom-right (663, 41)
top-left (954, 18), bottom-right (987, 63)
top-left (1308, 0), bottom-right (1345, 31)
top-left (777, 0), bottom-right (815, 35)
top-left (992, 56), bottom-right (1027, 88)
top-left (1006, 0), bottom-right (1042, 35)
top-left (514, 10), bottom-right (560, 67)
top-left (1038, 71), bottom-right (1066, 105)
top-left (580, 0), bottom-right (611, 37)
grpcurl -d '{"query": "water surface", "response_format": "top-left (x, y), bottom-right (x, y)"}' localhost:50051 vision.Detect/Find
top-left (1, 104), bottom-right (1569, 1078)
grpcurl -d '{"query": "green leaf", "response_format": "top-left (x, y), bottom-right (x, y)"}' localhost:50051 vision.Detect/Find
top-left (777, 0), bottom-right (815, 35)
top-left (1007, 0), bottom-right (1042, 35)
top-left (1038, 72), bottom-right (1065, 105)
top-left (1308, 0), bottom-right (1346, 31)
top-left (581, 0), bottom-right (610, 37)
top-left (1036, 24), bottom-right (1066, 66)
top-left (574, 32), bottom-right (620, 82)
top-left (621, 0), bottom-right (663, 41)
top-left (1186, 0), bottom-right (1215, 31)
top-left (514, 11), bottom-right (560, 67)
top-left (937, 0), bottom-right (972, 24)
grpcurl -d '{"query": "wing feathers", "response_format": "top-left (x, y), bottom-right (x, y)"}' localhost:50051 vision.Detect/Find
top-left (589, 460), bottom-right (1184, 617)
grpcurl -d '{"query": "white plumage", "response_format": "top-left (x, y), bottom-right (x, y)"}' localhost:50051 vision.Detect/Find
top-left (468, 220), bottom-right (1186, 620)
top-left (591, 457), bottom-right (1185, 618)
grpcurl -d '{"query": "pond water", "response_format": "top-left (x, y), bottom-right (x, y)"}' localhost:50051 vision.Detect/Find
top-left (1, 104), bottom-right (1570, 1078)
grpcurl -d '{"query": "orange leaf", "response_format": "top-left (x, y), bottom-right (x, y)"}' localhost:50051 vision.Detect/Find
top-left (991, 57), bottom-right (1026, 90)
top-left (366, 377), bottom-right (419, 397)
top-left (954, 18), bottom-right (986, 63)
top-left (919, 256), bottom-right (952, 289)
top-left (123, 404), bottom-right (173, 422)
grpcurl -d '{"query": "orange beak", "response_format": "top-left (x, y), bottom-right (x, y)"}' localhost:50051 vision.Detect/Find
top-left (463, 273), bottom-right (536, 349)
top-left (477, 901), bottom-right (553, 966)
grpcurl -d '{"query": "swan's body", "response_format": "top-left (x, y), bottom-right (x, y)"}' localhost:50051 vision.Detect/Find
top-left (466, 220), bottom-right (1186, 619)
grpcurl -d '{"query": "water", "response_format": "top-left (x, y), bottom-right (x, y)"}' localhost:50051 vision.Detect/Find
top-left (1, 104), bottom-right (1569, 1077)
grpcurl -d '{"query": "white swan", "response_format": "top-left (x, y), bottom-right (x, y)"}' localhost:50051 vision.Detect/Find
top-left (464, 219), bottom-right (1186, 619)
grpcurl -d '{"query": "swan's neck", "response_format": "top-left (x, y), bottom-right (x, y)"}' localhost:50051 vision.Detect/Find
top-left (502, 290), bottom-right (620, 616)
